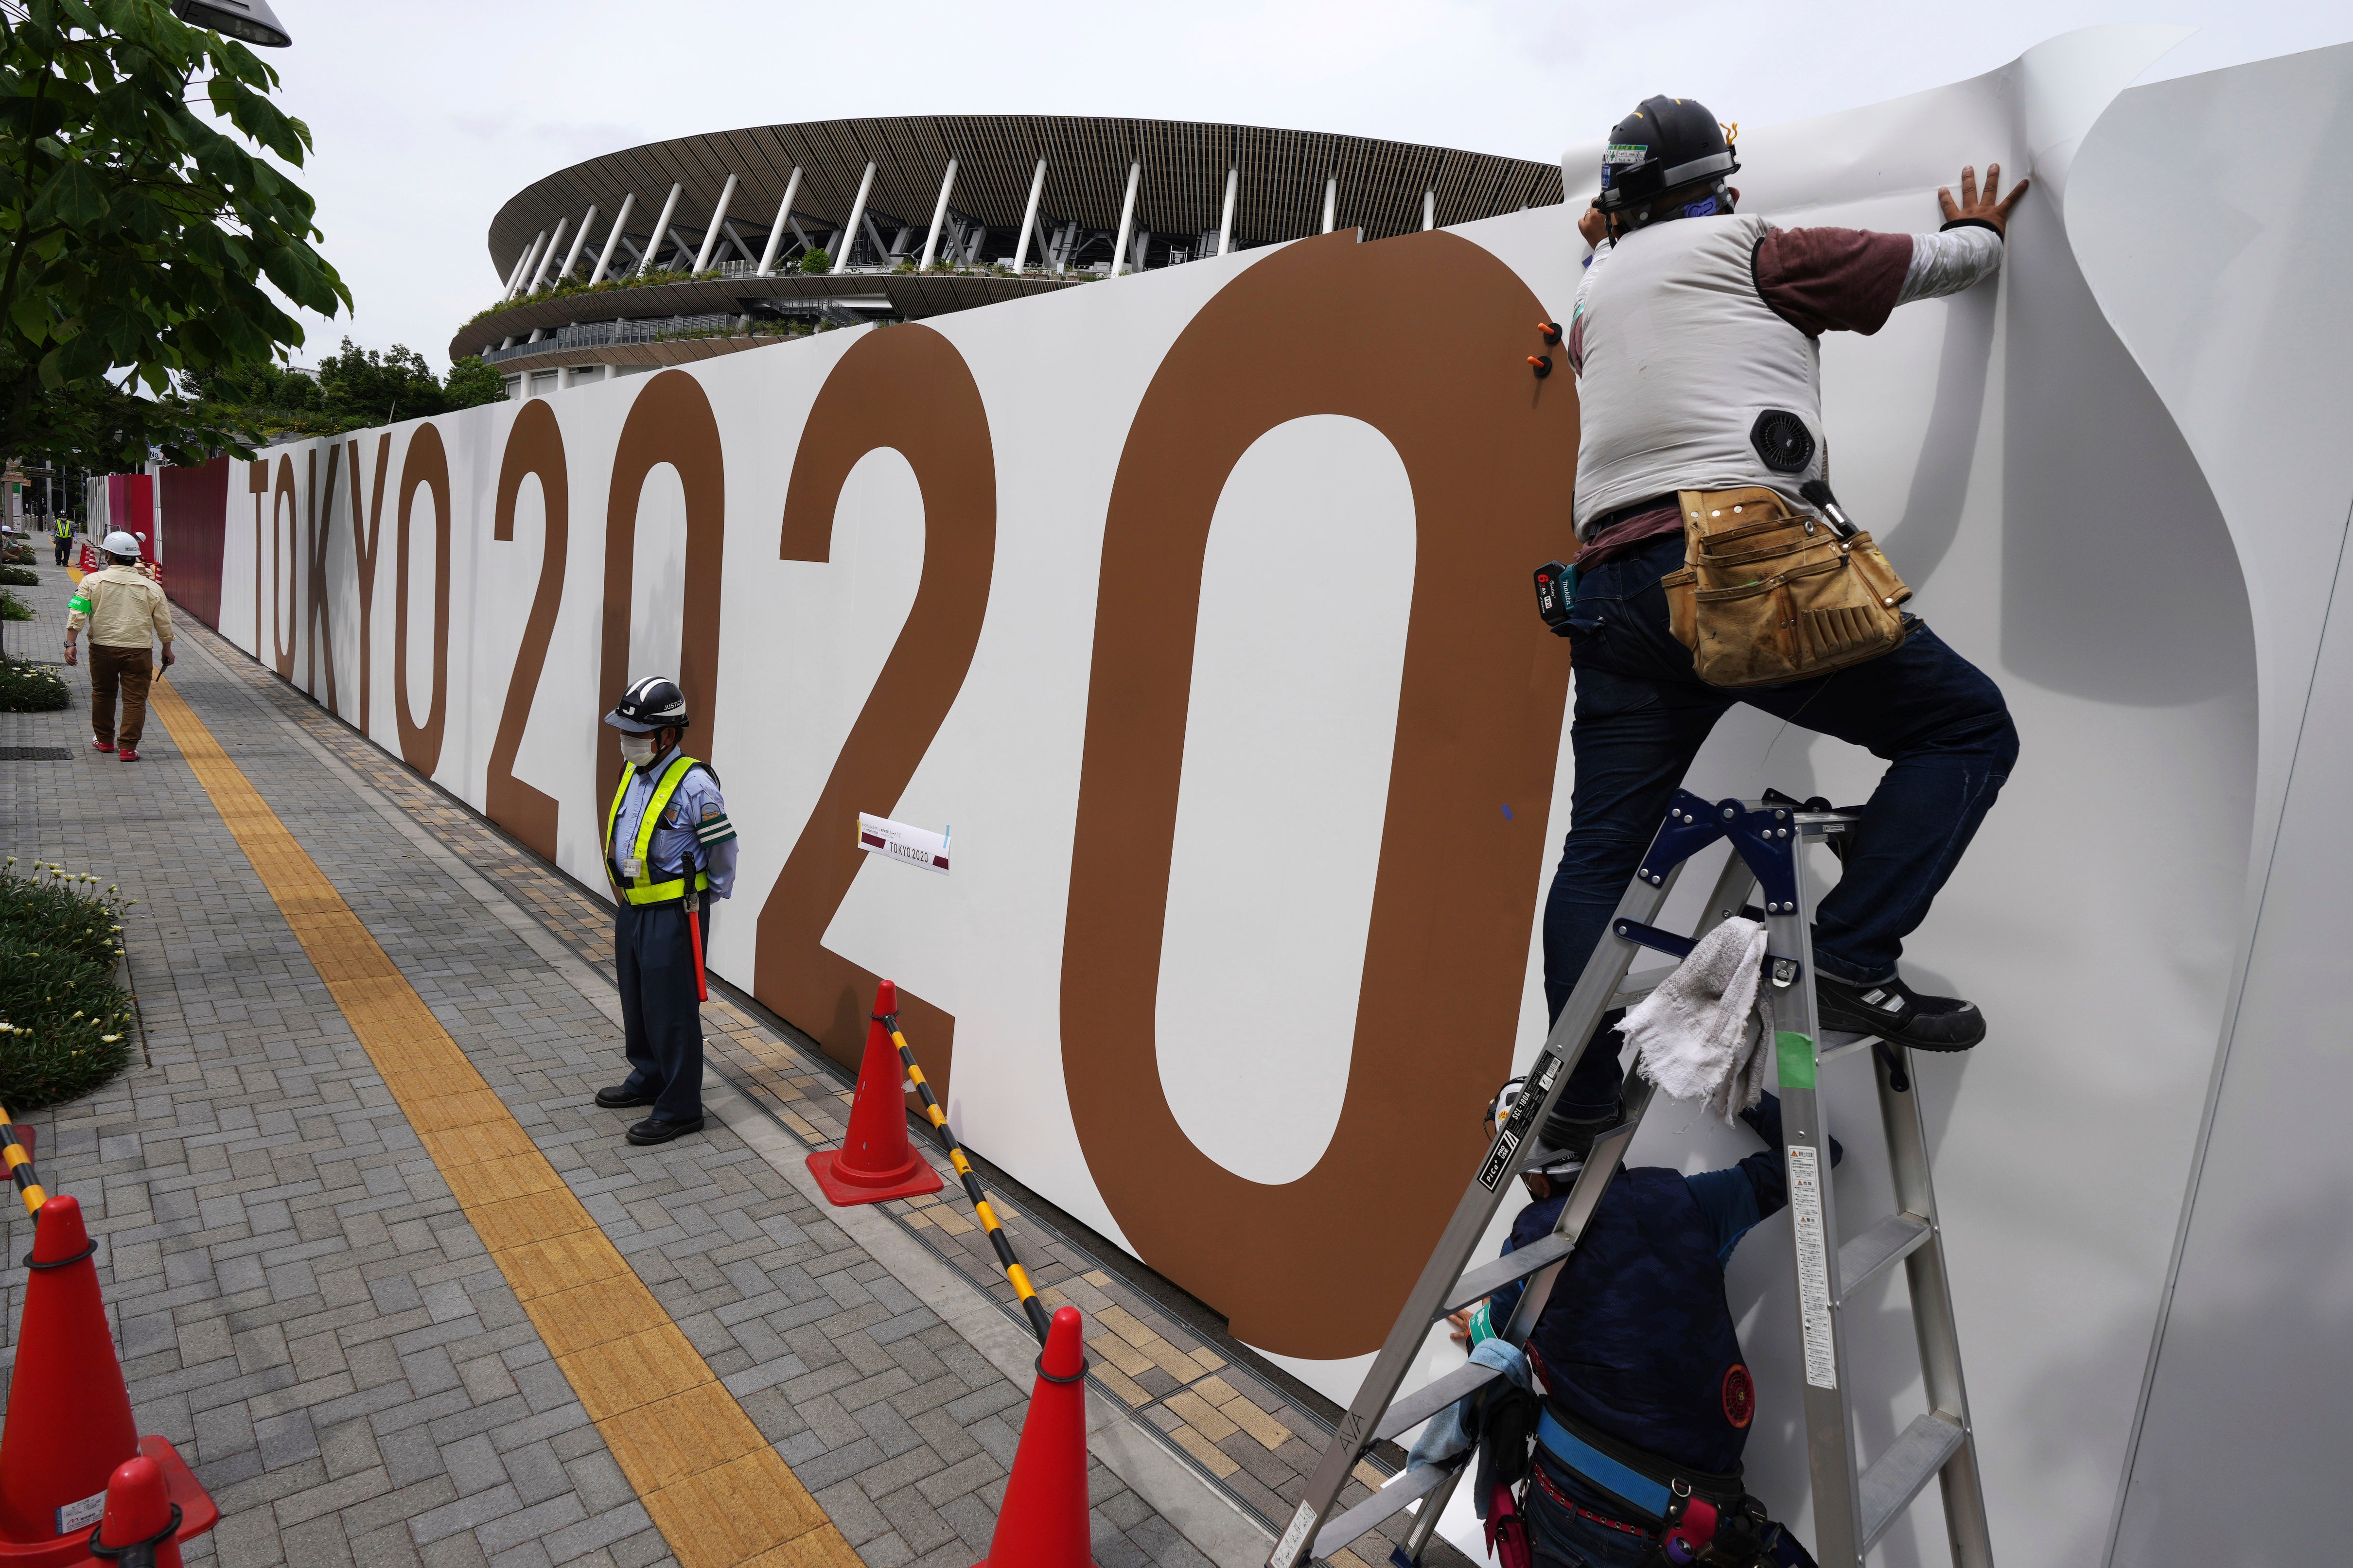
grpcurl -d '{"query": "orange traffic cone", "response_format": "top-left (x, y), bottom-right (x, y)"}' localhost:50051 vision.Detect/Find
top-left (0, 1198), bottom-right (217, 1566)
top-left (805, 979), bottom-right (946, 1206)
top-left (91, 1455), bottom-right (183, 1568)
top-left (975, 1305), bottom-right (1097, 1568)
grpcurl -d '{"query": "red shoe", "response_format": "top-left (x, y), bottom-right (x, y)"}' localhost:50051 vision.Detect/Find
top-left (118, 748), bottom-right (140, 762)
top-left (91, 738), bottom-right (115, 752)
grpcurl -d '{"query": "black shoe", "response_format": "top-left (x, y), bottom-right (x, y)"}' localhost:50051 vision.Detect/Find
top-left (626, 1115), bottom-right (705, 1146)
top-left (1816, 973), bottom-right (1985, 1051)
top-left (595, 1085), bottom-right (656, 1109)
top-left (1538, 1099), bottom-right (1627, 1163)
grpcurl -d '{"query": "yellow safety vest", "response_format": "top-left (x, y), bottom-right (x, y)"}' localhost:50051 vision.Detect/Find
top-left (604, 753), bottom-right (712, 906)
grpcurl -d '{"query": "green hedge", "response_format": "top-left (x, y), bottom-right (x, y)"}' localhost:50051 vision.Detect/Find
top-left (0, 565), bottom-right (37, 586)
top-left (0, 656), bottom-right (68, 712)
top-left (0, 860), bottom-right (134, 1111)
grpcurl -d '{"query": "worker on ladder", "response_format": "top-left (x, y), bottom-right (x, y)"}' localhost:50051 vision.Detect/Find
top-left (1541, 96), bottom-right (2028, 1146)
top-left (1438, 1083), bottom-right (1841, 1568)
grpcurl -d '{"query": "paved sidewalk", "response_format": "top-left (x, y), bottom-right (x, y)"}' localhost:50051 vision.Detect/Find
top-left (0, 579), bottom-right (1305, 1568)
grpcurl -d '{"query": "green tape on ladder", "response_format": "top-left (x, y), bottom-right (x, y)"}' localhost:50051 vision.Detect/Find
top-left (1776, 1030), bottom-right (1817, 1090)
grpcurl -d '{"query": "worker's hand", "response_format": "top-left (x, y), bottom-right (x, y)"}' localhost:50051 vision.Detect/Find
top-left (1937, 163), bottom-right (2029, 237)
top-left (1577, 200), bottom-right (1610, 250)
top-left (160, 647), bottom-right (174, 670)
top-left (1446, 1307), bottom-right (1477, 1346)
top-left (61, 641), bottom-right (76, 667)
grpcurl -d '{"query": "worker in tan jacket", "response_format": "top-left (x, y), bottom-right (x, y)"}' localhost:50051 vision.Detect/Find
top-left (63, 529), bottom-right (174, 761)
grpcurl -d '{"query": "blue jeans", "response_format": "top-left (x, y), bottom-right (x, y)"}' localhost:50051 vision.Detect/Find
top-left (1546, 534), bottom-right (2016, 1119)
top-left (1524, 1456), bottom-right (1655, 1568)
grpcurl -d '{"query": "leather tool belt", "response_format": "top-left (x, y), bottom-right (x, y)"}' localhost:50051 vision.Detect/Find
top-left (1659, 486), bottom-right (1911, 688)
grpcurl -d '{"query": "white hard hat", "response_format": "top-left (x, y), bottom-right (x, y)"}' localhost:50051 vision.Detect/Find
top-left (103, 530), bottom-right (140, 557)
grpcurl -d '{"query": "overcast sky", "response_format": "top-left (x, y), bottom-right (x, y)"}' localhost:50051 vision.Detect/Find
top-left (255, 0), bottom-right (2344, 372)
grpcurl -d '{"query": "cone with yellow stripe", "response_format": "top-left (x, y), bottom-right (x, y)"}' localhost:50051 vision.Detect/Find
top-left (807, 979), bottom-right (946, 1205)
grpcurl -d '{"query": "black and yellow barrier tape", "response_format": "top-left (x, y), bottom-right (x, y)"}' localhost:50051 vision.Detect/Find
top-left (885, 1011), bottom-right (1054, 1344)
top-left (0, 1110), bottom-right (49, 1217)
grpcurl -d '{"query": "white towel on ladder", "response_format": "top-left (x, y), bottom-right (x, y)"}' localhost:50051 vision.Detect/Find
top-left (1623, 916), bottom-right (1771, 1123)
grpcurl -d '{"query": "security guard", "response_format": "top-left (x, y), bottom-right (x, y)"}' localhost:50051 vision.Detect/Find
top-left (51, 512), bottom-right (71, 565)
top-left (597, 676), bottom-right (737, 1145)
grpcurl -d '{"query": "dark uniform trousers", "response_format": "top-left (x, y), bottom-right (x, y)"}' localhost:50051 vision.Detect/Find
top-left (614, 897), bottom-right (704, 1122)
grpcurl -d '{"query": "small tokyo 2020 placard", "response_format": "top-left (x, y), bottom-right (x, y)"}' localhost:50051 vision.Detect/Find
top-left (858, 813), bottom-right (950, 875)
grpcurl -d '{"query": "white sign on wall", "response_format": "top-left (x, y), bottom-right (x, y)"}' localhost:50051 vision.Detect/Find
top-left (858, 812), bottom-right (949, 875)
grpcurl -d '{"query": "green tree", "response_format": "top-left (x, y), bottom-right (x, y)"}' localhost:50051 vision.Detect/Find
top-left (440, 354), bottom-right (504, 411)
top-left (315, 337), bottom-right (440, 422)
top-left (0, 0), bottom-right (349, 470)
top-left (798, 248), bottom-right (831, 275)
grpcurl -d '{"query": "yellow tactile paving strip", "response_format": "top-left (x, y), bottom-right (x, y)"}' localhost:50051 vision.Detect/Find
top-left (146, 676), bottom-right (861, 1568)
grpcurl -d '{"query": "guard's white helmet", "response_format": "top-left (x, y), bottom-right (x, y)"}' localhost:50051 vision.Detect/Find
top-left (103, 530), bottom-right (141, 557)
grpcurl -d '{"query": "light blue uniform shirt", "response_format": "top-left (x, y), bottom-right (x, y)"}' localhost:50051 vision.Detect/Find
top-left (608, 746), bottom-right (738, 899)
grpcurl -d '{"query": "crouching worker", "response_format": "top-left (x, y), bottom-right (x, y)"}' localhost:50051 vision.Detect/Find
top-left (1422, 1087), bottom-right (1839, 1568)
top-left (597, 676), bottom-right (737, 1146)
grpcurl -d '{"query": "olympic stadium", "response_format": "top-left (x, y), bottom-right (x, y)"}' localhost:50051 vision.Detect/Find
top-left (457, 113), bottom-right (1565, 396)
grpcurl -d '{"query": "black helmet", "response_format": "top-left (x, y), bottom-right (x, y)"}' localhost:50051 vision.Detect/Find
top-left (603, 675), bottom-right (689, 734)
top-left (1597, 95), bottom-right (1739, 227)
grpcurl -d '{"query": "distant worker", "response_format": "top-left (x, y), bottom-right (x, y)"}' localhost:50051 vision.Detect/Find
top-left (51, 512), bottom-right (70, 566)
top-left (596, 676), bottom-right (736, 1146)
top-left (1543, 98), bottom-right (2028, 1142)
top-left (62, 530), bottom-right (174, 762)
top-left (1441, 1086), bottom-right (1840, 1568)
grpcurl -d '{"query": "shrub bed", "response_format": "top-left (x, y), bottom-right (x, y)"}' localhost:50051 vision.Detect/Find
top-left (0, 565), bottom-right (37, 586)
top-left (0, 656), bottom-right (69, 712)
top-left (0, 860), bottom-right (134, 1111)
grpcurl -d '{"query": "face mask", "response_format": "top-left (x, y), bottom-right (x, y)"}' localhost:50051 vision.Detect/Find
top-left (618, 733), bottom-right (656, 767)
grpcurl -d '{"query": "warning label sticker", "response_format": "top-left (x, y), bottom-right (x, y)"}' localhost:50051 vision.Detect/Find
top-left (1788, 1143), bottom-right (1838, 1390)
top-left (1269, 1499), bottom-right (1319, 1568)
top-left (56, 1488), bottom-right (106, 1534)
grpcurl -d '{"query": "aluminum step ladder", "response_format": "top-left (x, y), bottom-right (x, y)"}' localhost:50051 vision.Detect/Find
top-left (1267, 787), bottom-right (1992, 1568)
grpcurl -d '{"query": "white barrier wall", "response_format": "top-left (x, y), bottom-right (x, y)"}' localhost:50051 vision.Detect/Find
top-left (182, 31), bottom-right (2347, 1567)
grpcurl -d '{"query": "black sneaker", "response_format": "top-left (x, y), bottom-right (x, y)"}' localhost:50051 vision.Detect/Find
top-left (1537, 1100), bottom-right (1627, 1162)
top-left (594, 1085), bottom-right (656, 1109)
top-left (626, 1115), bottom-right (705, 1146)
top-left (1816, 973), bottom-right (1985, 1051)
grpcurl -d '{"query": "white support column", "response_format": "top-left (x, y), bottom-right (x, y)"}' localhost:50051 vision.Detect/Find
top-left (1217, 167), bottom-right (1237, 257)
top-left (757, 168), bottom-right (803, 275)
top-left (1011, 157), bottom-right (1047, 272)
top-left (831, 162), bottom-right (876, 274)
top-left (501, 245), bottom-right (533, 298)
top-left (918, 157), bottom-right (959, 271)
top-left (504, 230), bottom-right (548, 300)
top-left (555, 205), bottom-right (597, 285)
top-left (636, 184), bottom-right (683, 278)
top-left (1321, 176), bottom-right (1337, 234)
top-left (1108, 159), bottom-right (1140, 277)
top-left (589, 192), bottom-right (635, 284)
top-left (1423, 189), bottom-right (1436, 231)
top-left (692, 173), bottom-right (738, 272)
top-left (528, 218), bottom-right (570, 292)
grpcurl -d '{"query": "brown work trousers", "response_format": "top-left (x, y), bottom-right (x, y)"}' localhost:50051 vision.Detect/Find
top-left (88, 644), bottom-right (153, 750)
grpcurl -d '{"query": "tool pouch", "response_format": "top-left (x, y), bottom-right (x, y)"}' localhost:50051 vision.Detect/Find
top-left (1658, 487), bottom-right (1910, 689)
